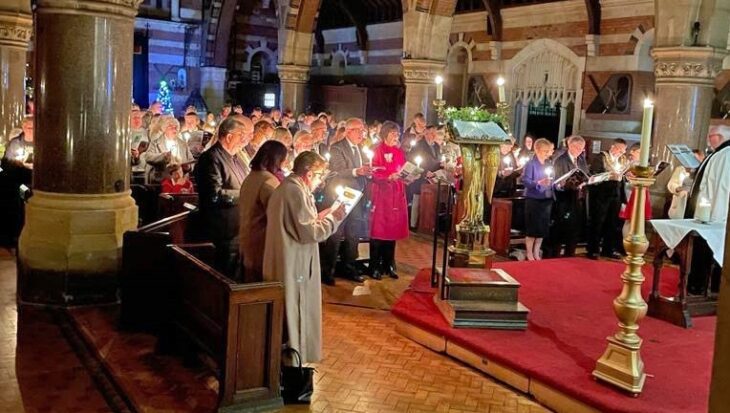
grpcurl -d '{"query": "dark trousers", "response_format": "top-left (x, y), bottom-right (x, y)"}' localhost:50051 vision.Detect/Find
top-left (369, 240), bottom-right (396, 273)
top-left (320, 207), bottom-right (363, 280)
top-left (587, 194), bottom-right (621, 256)
top-left (213, 237), bottom-right (240, 281)
top-left (546, 192), bottom-right (584, 257)
top-left (687, 237), bottom-right (722, 294)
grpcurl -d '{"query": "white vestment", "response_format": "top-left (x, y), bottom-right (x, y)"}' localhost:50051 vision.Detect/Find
top-left (695, 145), bottom-right (730, 223)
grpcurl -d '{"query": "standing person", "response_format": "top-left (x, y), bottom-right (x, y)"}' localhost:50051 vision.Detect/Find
top-left (321, 118), bottom-right (373, 284)
top-left (218, 103), bottom-right (232, 122)
top-left (522, 138), bottom-right (555, 261)
top-left (402, 113), bottom-right (427, 149)
top-left (667, 150), bottom-right (704, 219)
top-left (195, 115), bottom-right (253, 278)
top-left (270, 108), bottom-right (282, 126)
top-left (587, 138), bottom-right (627, 260)
top-left (548, 135), bottom-right (589, 257)
top-left (368, 121), bottom-right (409, 279)
top-left (144, 116), bottom-right (194, 184)
top-left (310, 119), bottom-right (329, 155)
top-left (239, 140), bottom-right (289, 283)
top-left (407, 125), bottom-right (443, 228)
top-left (619, 144), bottom-right (652, 239)
top-left (263, 152), bottom-right (346, 366)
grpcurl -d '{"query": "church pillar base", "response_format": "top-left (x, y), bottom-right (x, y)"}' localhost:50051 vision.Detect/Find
top-left (18, 191), bottom-right (138, 306)
top-left (200, 66), bottom-right (227, 114)
top-left (277, 64), bottom-right (309, 114)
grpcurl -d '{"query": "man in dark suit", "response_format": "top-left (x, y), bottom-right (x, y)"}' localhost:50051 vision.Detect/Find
top-left (587, 138), bottom-right (627, 260)
top-left (407, 125), bottom-right (443, 228)
top-left (195, 115), bottom-right (253, 278)
top-left (320, 118), bottom-right (373, 284)
top-left (546, 135), bottom-right (589, 257)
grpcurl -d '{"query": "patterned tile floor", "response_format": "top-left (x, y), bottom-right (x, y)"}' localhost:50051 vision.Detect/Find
top-left (0, 238), bottom-right (550, 413)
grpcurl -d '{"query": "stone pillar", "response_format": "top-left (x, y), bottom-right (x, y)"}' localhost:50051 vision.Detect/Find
top-left (200, 66), bottom-right (227, 114)
top-left (277, 64), bottom-right (309, 114)
top-left (0, 4), bottom-right (32, 141)
top-left (401, 59), bottom-right (444, 125)
top-left (18, 0), bottom-right (140, 306)
top-left (652, 47), bottom-right (727, 159)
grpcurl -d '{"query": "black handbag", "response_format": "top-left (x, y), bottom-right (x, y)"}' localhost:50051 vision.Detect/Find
top-left (280, 347), bottom-right (314, 404)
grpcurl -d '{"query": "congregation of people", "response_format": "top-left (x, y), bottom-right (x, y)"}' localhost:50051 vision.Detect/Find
top-left (2, 100), bottom-right (729, 373)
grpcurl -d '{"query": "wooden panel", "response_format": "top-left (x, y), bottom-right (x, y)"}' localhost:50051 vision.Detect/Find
top-left (490, 198), bottom-right (513, 256)
top-left (418, 183), bottom-right (438, 234)
top-left (235, 303), bottom-right (269, 390)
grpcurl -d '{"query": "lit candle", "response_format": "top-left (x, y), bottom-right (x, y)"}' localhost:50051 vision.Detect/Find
top-left (325, 153), bottom-right (331, 162)
top-left (15, 148), bottom-right (25, 161)
top-left (440, 154), bottom-right (446, 163)
top-left (365, 148), bottom-right (374, 166)
top-left (335, 185), bottom-right (344, 197)
top-left (208, 120), bottom-right (216, 127)
top-left (496, 76), bottom-right (506, 103)
top-left (639, 99), bottom-right (654, 167)
top-left (415, 155), bottom-right (423, 168)
top-left (696, 197), bottom-right (712, 222)
top-left (503, 156), bottom-right (512, 168)
top-left (519, 156), bottom-right (529, 167)
top-left (410, 139), bottom-right (417, 148)
top-left (545, 166), bottom-right (554, 180)
top-left (183, 131), bottom-right (191, 142)
top-left (372, 137), bottom-right (379, 144)
top-left (435, 75), bottom-right (444, 100)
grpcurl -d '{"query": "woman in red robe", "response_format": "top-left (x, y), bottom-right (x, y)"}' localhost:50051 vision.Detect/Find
top-left (368, 121), bottom-right (410, 279)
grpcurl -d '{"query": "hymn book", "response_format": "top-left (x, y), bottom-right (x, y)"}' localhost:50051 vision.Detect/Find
top-left (331, 186), bottom-right (364, 216)
top-left (397, 161), bottom-right (424, 184)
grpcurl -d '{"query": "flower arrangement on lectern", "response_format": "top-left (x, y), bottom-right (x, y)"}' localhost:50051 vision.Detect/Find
top-left (442, 106), bottom-right (511, 267)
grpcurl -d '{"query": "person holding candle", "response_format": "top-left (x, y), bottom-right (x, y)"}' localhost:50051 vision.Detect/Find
top-left (494, 140), bottom-right (519, 198)
top-left (2, 116), bottom-right (34, 170)
top-left (367, 121), bottom-right (410, 280)
top-left (586, 138), bottom-right (627, 260)
top-left (522, 138), bottom-right (555, 261)
top-left (407, 125), bottom-right (444, 229)
top-left (144, 115), bottom-right (195, 185)
top-left (666, 149), bottom-right (704, 219)
top-left (402, 113), bottom-right (427, 151)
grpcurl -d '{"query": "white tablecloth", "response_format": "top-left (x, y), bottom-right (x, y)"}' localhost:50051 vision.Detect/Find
top-left (650, 219), bottom-right (726, 266)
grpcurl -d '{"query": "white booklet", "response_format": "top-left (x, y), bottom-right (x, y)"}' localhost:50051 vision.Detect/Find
top-left (397, 161), bottom-right (424, 184)
top-left (332, 186), bottom-right (364, 216)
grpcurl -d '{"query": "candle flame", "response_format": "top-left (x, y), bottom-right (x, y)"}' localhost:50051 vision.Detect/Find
top-left (434, 75), bottom-right (444, 85)
top-left (643, 98), bottom-right (654, 108)
top-left (415, 155), bottom-right (423, 167)
top-left (324, 153), bottom-right (331, 161)
top-left (496, 76), bottom-right (506, 86)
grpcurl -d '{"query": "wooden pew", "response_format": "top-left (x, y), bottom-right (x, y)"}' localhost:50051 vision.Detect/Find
top-left (158, 192), bottom-right (198, 221)
top-left (120, 211), bottom-right (206, 330)
top-left (168, 245), bottom-right (284, 411)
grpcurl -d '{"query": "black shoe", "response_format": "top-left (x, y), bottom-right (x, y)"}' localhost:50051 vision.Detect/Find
top-left (386, 267), bottom-right (399, 279)
top-left (586, 253), bottom-right (598, 260)
top-left (322, 276), bottom-right (336, 286)
top-left (349, 274), bottom-right (365, 283)
top-left (371, 270), bottom-right (382, 280)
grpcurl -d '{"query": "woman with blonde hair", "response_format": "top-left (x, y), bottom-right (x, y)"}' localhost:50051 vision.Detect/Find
top-left (521, 138), bottom-right (555, 260)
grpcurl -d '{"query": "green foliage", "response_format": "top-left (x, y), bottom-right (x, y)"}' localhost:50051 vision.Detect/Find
top-left (443, 106), bottom-right (506, 127)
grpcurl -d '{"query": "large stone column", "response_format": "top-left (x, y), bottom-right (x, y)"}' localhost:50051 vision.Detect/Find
top-left (277, 64), bottom-right (309, 114)
top-left (401, 59), bottom-right (444, 125)
top-left (18, 0), bottom-right (139, 306)
top-left (200, 66), bottom-right (227, 113)
top-left (0, 3), bottom-right (32, 141)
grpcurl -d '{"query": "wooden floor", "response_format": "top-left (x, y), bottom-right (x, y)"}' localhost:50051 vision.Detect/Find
top-left (0, 239), bottom-right (549, 413)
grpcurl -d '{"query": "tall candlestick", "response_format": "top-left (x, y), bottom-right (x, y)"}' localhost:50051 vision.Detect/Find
top-left (497, 76), bottom-right (506, 103)
top-left (435, 75), bottom-right (444, 100)
top-left (639, 99), bottom-right (654, 167)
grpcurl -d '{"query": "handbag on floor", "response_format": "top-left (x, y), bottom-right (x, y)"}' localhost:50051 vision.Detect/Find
top-left (281, 346), bottom-right (314, 404)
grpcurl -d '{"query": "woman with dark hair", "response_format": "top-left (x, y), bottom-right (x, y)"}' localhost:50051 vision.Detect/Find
top-left (239, 140), bottom-right (290, 282)
top-left (368, 120), bottom-right (410, 279)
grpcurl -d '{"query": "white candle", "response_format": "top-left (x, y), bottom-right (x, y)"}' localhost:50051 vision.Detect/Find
top-left (696, 197), bottom-right (711, 222)
top-left (325, 153), bottom-right (331, 162)
top-left (365, 148), bottom-right (374, 166)
top-left (503, 156), bottom-right (512, 167)
top-left (183, 131), bottom-right (191, 142)
top-left (15, 148), bottom-right (25, 161)
top-left (435, 75), bottom-right (444, 100)
top-left (440, 154), bottom-right (446, 163)
top-left (519, 156), bottom-right (529, 167)
top-left (497, 76), bottom-right (506, 103)
top-left (545, 166), bottom-right (554, 180)
top-left (410, 139), bottom-right (417, 148)
top-left (335, 185), bottom-right (344, 197)
top-left (415, 155), bottom-right (423, 168)
top-left (639, 99), bottom-right (654, 167)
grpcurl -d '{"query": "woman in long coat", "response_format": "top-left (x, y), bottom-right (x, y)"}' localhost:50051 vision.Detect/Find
top-left (263, 152), bottom-right (344, 364)
top-left (368, 121), bottom-right (410, 279)
top-left (239, 141), bottom-right (289, 283)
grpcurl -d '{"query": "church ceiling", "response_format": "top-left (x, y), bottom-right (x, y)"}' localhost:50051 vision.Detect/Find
top-left (316, 0), bottom-right (403, 30)
top-left (455, 0), bottom-right (565, 14)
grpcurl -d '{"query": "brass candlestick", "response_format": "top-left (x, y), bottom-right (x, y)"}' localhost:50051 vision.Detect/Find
top-left (593, 165), bottom-right (654, 394)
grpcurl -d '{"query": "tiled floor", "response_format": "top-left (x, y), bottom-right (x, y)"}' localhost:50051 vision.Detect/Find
top-left (0, 238), bottom-right (549, 413)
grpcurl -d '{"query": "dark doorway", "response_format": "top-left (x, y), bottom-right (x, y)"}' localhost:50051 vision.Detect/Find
top-left (525, 98), bottom-right (572, 146)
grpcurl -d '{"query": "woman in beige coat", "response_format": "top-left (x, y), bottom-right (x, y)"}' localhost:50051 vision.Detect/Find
top-left (239, 140), bottom-right (289, 283)
top-left (263, 152), bottom-right (345, 364)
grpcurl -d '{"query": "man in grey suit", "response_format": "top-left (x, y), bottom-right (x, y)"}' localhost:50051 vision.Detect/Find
top-left (320, 118), bottom-right (373, 284)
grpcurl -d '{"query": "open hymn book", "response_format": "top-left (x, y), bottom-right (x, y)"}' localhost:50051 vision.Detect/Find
top-left (331, 186), bottom-right (364, 217)
top-left (397, 161), bottom-right (424, 184)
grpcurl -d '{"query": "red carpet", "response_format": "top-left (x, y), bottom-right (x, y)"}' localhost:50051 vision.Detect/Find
top-left (392, 258), bottom-right (715, 413)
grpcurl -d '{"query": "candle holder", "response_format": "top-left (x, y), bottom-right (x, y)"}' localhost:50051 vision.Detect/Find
top-left (592, 165), bottom-right (654, 394)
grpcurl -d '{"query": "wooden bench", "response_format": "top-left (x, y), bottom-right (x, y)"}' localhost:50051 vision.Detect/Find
top-left (120, 211), bottom-right (206, 330)
top-left (167, 245), bottom-right (284, 411)
top-left (158, 192), bottom-right (198, 221)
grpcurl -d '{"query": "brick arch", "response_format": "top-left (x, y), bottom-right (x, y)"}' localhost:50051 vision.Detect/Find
top-left (284, 0), bottom-right (322, 33)
top-left (403, 0), bottom-right (459, 16)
